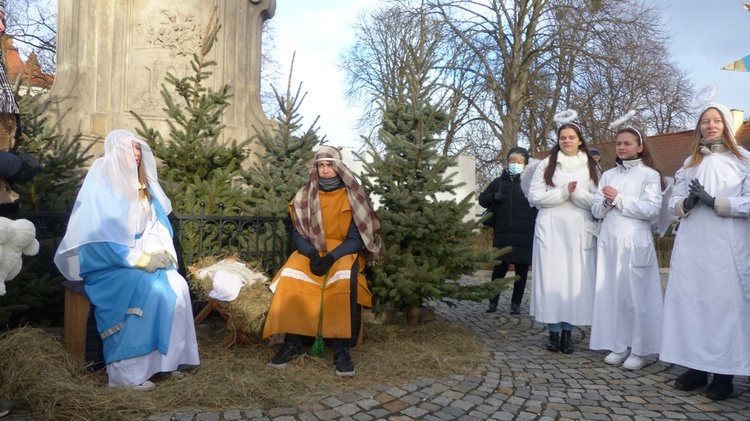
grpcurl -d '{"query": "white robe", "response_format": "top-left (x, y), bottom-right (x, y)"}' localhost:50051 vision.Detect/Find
top-left (107, 206), bottom-right (200, 387)
top-left (528, 152), bottom-right (598, 325)
top-left (589, 161), bottom-right (663, 356)
top-left (660, 150), bottom-right (750, 375)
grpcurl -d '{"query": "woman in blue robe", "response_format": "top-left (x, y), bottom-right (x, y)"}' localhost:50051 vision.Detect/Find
top-left (55, 130), bottom-right (199, 390)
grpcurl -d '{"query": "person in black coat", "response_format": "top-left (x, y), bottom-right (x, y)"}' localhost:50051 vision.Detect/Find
top-left (478, 147), bottom-right (538, 314)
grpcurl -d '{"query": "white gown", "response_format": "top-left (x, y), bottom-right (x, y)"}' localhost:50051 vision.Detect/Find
top-left (107, 205), bottom-right (200, 387)
top-left (528, 151), bottom-right (598, 325)
top-left (661, 150), bottom-right (750, 375)
top-left (589, 160), bottom-right (663, 356)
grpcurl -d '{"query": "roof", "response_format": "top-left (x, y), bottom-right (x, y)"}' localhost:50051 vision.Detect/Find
top-left (593, 119), bottom-right (750, 177)
top-left (1, 36), bottom-right (55, 90)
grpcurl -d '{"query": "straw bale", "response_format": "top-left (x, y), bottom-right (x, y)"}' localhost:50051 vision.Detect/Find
top-left (188, 256), bottom-right (273, 337)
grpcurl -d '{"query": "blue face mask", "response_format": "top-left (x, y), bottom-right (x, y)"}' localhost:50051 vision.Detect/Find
top-left (508, 163), bottom-right (524, 175)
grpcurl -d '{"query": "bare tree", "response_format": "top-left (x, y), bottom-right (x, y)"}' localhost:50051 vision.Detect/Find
top-left (5, 0), bottom-right (56, 74)
top-left (340, 0), bottom-right (474, 155)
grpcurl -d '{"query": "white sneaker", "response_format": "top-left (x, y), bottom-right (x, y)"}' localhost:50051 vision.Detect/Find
top-left (622, 354), bottom-right (646, 370)
top-left (604, 349), bottom-right (630, 365)
top-left (131, 380), bottom-right (156, 391)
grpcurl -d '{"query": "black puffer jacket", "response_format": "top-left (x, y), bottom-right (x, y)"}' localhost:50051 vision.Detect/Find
top-left (478, 170), bottom-right (538, 265)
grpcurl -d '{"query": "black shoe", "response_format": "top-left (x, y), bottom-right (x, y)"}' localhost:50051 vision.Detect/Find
top-left (268, 342), bottom-right (301, 369)
top-left (674, 368), bottom-right (708, 391)
top-left (706, 374), bottom-right (734, 400)
top-left (0, 400), bottom-right (14, 418)
top-left (546, 331), bottom-right (560, 352)
top-left (334, 348), bottom-right (355, 377)
top-left (560, 330), bottom-right (574, 354)
top-left (486, 296), bottom-right (499, 313)
top-left (510, 303), bottom-right (520, 315)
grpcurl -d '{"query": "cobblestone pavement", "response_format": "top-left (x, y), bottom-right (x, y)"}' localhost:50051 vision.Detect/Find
top-left (141, 271), bottom-right (747, 420)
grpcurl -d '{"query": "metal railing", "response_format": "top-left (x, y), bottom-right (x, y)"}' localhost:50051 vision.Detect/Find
top-left (11, 206), bottom-right (295, 279)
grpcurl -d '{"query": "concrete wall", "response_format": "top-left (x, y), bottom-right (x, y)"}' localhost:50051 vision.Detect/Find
top-left (43, 0), bottom-right (276, 156)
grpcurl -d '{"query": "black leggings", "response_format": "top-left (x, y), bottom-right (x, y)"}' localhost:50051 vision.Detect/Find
top-left (490, 262), bottom-right (530, 305)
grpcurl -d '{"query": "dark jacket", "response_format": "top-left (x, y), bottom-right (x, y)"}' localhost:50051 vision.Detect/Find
top-left (478, 170), bottom-right (538, 265)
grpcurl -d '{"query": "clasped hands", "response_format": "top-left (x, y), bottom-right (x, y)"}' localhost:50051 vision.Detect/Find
top-left (142, 250), bottom-right (174, 273)
top-left (307, 250), bottom-right (335, 276)
top-left (683, 179), bottom-right (714, 210)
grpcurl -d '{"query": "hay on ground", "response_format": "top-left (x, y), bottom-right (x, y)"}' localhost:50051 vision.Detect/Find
top-left (0, 319), bottom-right (485, 420)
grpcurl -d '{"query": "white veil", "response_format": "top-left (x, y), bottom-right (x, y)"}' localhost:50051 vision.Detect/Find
top-left (54, 130), bottom-right (171, 280)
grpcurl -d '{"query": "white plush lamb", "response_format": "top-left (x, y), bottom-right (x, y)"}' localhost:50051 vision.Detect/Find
top-left (0, 217), bottom-right (40, 295)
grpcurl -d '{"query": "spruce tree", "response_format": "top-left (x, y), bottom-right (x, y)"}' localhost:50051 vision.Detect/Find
top-left (0, 89), bottom-right (94, 326)
top-left (245, 56), bottom-right (323, 218)
top-left (131, 8), bottom-right (250, 216)
top-left (360, 46), bottom-right (506, 324)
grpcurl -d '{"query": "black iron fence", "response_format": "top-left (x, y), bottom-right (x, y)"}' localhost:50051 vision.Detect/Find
top-left (11, 206), bottom-right (295, 280)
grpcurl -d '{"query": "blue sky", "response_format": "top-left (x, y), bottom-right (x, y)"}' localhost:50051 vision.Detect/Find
top-left (269, 1), bottom-right (750, 149)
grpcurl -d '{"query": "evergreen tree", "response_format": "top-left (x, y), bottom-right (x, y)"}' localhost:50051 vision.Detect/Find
top-left (361, 41), bottom-right (506, 324)
top-left (131, 8), bottom-right (250, 216)
top-left (0, 88), bottom-right (94, 326)
top-left (245, 55), bottom-right (323, 218)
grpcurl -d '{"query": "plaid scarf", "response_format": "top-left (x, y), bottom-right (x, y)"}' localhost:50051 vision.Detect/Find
top-left (0, 46), bottom-right (19, 115)
top-left (291, 146), bottom-right (383, 263)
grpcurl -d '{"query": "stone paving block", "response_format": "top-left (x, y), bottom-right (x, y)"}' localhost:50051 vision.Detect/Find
top-left (450, 399), bottom-right (475, 411)
top-left (223, 410), bottom-right (243, 420)
top-left (364, 408), bottom-right (389, 418)
top-left (196, 413), bottom-right (221, 421)
top-left (385, 387), bottom-right (408, 398)
top-left (400, 406), bottom-right (429, 418)
top-left (334, 403), bottom-right (361, 417)
top-left (148, 414), bottom-right (174, 421)
top-left (297, 412), bottom-right (319, 421)
top-left (381, 400), bottom-right (410, 413)
top-left (352, 412), bottom-right (373, 421)
top-left (312, 408), bottom-right (340, 420)
top-left (243, 409), bottom-right (264, 418)
top-left (356, 398), bottom-right (380, 410)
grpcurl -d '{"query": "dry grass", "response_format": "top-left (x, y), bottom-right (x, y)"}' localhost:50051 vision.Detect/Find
top-left (0, 320), bottom-right (484, 420)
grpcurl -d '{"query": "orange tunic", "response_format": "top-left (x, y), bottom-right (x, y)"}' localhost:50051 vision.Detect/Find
top-left (262, 188), bottom-right (372, 339)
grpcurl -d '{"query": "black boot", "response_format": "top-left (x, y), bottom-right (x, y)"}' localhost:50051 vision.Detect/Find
top-left (486, 295), bottom-right (499, 313)
top-left (546, 331), bottom-right (560, 352)
top-left (674, 368), bottom-right (708, 391)
top-left (510, 303), bottom-right (521, 315)
top-left (560, 330), bottom-right (574, 354)
top-left (706, 374), bottom-right (734, 400)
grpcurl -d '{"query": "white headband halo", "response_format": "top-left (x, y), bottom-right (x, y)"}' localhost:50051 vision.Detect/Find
top-left (690, 84), bottom-right (717, 110)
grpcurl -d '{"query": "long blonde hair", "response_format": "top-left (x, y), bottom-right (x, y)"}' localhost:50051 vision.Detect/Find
top-left (137, 162), bottom-right (152, 202)
top-left (686, 106), bottom-right (746, 168)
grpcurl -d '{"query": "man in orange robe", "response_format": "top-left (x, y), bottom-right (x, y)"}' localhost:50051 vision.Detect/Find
top-left (263, 146), bottom-right (382, 377)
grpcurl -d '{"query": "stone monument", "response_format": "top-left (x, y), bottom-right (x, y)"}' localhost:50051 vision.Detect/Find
top-left (42, 0), bottom-right (275, 154)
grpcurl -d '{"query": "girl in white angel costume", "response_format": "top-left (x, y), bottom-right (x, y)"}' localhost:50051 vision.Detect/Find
top-left (661, 104), bottom-right (750, 401)
top-left (527, 120), bottom-right (600, 354)
top-left (55, 130), bottom-right (199, 390)
top-left (589, 127), bottom-right (664, 370)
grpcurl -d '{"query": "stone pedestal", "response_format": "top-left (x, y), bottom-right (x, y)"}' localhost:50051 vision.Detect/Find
top-left (42, 0), bottom-right (275, 156)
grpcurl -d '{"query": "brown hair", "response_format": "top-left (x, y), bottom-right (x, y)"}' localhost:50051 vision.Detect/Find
top-left (686, 107), bottom-right (747, 168)
top-left (543, 123), bottom-right (600, 187)
top-left (617, 128), bottom-right (666, 190)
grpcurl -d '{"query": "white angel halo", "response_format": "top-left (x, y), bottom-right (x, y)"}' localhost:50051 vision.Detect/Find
top-left (553, 109), bottom-right (578, 125)
top-left (608, 110), bottom-right (637, 130)
top-left (690, 84), bottom-right (717, 110)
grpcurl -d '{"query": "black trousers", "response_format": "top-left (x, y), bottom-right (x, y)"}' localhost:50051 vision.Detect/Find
top-left (490, 262), bottom-right (530, 305)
